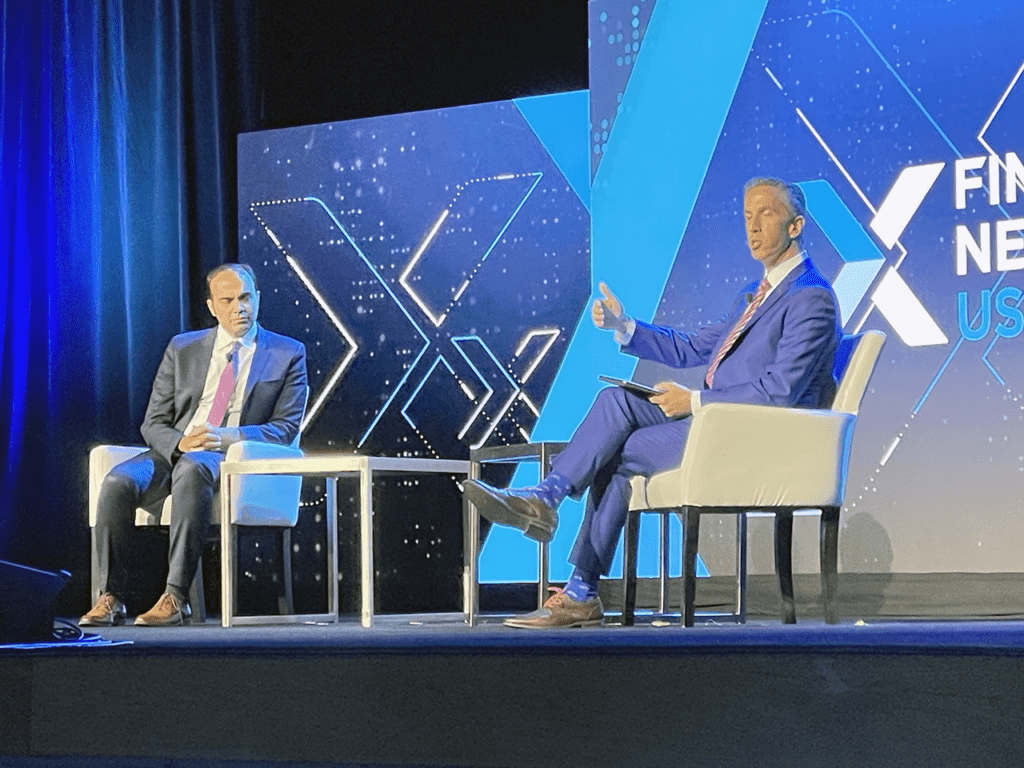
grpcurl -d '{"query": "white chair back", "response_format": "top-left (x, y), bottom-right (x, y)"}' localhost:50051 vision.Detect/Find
top-left (831, 331), bottom-right (886, 415)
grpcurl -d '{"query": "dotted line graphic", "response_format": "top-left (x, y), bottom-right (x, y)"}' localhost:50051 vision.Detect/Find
top-left (405, 172), bottom-right (542, 325)
top-left (408, 421), bottom-right (440, 460)
top-left (250, 200), bottom-right (308, 260)
top-left (441, 172), bottom-right (541, 320)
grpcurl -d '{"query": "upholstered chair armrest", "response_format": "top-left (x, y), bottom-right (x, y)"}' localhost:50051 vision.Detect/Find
top-left (643, 402), bottom-right (856, 509)
top-left (628, 475), bottom-right (649, 511)
top-left (88, 445), bottom-right (150, 527)
top-left (224, 440), bottom-right (303, 463)
top-left (224, 440), bottom-right (304, 527)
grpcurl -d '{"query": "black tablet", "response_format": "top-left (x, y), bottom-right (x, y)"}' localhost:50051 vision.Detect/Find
top-left (598, 375), bottom-right (665, 397)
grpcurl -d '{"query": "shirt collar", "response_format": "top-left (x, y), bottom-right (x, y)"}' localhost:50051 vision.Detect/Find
top-left (214, 322), bottom-right (258, 353)
top-left (764, 250), bottom-right (807, 289)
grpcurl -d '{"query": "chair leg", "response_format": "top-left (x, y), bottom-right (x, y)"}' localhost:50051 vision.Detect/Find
top-left (736, 512), bottom-right (748, 623)
top-left (820, 506), bottom-right (840, 624)
top-left (190, 560), bottom-right (207, 625)
top-left (281, 528), bottom-right (295, 615)
top-left (222, 524), bottom-right (238, 627)
top-left (774, 511), bottom-right (796, 624)
top-left (659, 513), bottom-right (670, 614)
top-left (682, 507), bottom-right (700, 628)
top-left (90, 528), bottom-right (102, 603)
top-left (622, 511), bottom-right (639, 626)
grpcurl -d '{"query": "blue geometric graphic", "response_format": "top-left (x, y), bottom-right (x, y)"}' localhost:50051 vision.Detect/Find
top-left (587, 0), bottom-right (658, 181)
top-left (607, 0), bottom-right (1024, 578)
top-left (238, 100), bottom-right (590, 464)
top-left (483, 0), bottom-right (769, 584)
top-left (401, 172), bottom-right (543, 328)
top-left (513, 92), bottom-right (591, 211)
top-left (798, 179), bottom-right (886, 325)
top-left (800, 180), bottom-right (887, 264)
top-left (249, 197), bottom-right (430, 444)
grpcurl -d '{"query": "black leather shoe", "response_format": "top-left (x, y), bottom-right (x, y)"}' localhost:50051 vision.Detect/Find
top-left (462, 480), bottom-right (558, 542)
top-left (80, 592), bottom-right (127, 627)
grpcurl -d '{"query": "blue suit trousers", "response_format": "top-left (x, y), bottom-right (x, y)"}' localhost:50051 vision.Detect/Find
top-left (552, 386), bottom-right (692, 576)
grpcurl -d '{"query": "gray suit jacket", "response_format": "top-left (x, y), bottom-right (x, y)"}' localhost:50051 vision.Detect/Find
top-left (140, 324), bottom-right (308, 464)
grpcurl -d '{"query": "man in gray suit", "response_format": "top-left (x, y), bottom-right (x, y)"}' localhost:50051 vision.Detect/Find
top-left (81, 263), bottom-right (308, 627)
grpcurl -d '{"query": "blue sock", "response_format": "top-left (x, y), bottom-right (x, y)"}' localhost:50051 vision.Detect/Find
top-left (527, 472), bottom-right (573, 509)
top-left (563, 568), bottom-right (599, 601)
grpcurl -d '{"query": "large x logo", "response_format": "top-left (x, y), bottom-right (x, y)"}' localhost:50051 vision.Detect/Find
top-left (799, 168), bottom-right (947, 347)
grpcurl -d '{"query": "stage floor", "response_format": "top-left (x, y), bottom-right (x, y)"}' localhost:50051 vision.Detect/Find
top-left (8, 611), bottom-right (1024, 656)
top-left (5, 615), bottom-right (1024, 767)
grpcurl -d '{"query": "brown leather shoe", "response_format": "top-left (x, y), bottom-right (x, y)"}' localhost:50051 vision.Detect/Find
top-left (462, 480), bottom-right (558, 542)
top-left (504, 589), bottom-right (603, 629)
top-left (134, 592), bottom-right (192, 627)
top-left (80, 592), bottom-right (127, 627)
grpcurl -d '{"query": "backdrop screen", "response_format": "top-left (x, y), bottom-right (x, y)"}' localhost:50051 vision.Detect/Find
top-left (588, 0), bottom-right (1024, 577)
top-left (238, 94), bottom-right (590, 605)
top-left (240, 0), bottom-right (1024, 601)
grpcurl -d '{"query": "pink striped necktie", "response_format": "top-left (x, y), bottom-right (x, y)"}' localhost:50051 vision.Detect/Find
top-left (705, 277), bottom-right (770, 388)
top-left (206, 342), bottom-right (240, 428)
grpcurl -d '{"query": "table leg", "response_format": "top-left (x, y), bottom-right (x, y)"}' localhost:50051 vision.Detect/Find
top-left (464, 462), bottom-right (481, 626)
top-left (537, 541), bottom-right (549, 608)
top-left (326, 476), bottom-right (339, 623)
top-left (220, 473), bottom-right (235, 628)
top-left (537, 444), bottom-right (553, 608)
top-left (360, 466), bottom-right (374, 628)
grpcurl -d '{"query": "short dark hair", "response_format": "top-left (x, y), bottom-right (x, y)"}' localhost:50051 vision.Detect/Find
top-left (206, 263), bottom-right (258, 299)
top-left (744, 177), bottom-right (807, 221)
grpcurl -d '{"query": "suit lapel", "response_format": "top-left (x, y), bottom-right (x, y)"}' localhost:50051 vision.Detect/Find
top-left (746, 258), bottom-right (809, 329)
top-left (707, 276), bottom-right (768, 368)
top-left (242, 326), bottom-right (271, 419)
top-left (705, 259), bottom-right (814, 379)
top-left (179, 329), bottom-right (217, 427)
top-left (193, 328), bottom-right (217, 397)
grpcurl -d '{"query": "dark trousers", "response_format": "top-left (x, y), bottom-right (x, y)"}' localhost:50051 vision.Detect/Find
top-left (94, 449), bottom-right (222, 597)
top-left (552, 387), bottom-right (692, 576)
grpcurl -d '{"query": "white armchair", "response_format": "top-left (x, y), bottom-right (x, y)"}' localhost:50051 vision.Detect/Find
top-left (623, 330), bottom-right (886, 627)
top-left (88, 437), bottom-right (303, 623)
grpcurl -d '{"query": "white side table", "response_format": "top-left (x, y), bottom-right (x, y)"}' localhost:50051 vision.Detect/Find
top-left (220, 454), bottom-right (470, 627)
top-left (464, 442), bottom-right (567, 626)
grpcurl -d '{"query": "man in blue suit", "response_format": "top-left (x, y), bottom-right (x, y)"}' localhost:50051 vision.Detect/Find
top-left (81, 263), bottom-right (307, 627)
top-left (464, 177), bottom-right (840, 628)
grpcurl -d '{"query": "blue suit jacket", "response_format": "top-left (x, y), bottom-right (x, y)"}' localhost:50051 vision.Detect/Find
top-left (622, 258), bottom-right (840, 409)
top-left (140, 324), bottom-right (308, 464)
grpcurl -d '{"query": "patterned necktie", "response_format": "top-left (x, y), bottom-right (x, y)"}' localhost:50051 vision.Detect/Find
top-left (206, 342), bottom-right (240, 427)
top-left (705, 278), bottom-right (770, 388)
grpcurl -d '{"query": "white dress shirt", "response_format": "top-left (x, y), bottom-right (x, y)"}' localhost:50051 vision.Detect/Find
top-left (187, 323), bottom-right (259, 432)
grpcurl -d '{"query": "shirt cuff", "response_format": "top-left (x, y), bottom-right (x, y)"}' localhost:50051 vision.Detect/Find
top-left (614, 316), bottom-right (636, 346)
top-left (690, 389), bottom-right (702, 412)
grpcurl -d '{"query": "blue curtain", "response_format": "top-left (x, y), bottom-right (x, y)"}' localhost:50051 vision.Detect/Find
top-left (1, 0), bottom-right (256, 606)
